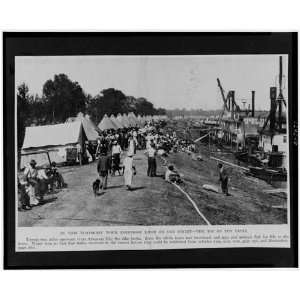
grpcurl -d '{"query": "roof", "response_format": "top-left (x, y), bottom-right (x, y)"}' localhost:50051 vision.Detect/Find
top-left (22, 122), bottom-right (85, 149)
top-left (66, 112), bottom-right (99, 141)
top-left (98, 114), bottom-right (118, 131)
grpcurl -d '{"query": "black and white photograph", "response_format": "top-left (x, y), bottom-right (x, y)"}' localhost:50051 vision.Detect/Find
top-left (1, 1), bottom-right (300, 298)
top-left (16, 54), bottom-right (289, 228)
top-left (3, 32), bottom-right (297, 268)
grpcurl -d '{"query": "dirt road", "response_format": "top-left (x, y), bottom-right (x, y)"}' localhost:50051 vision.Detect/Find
top-left (18, 150), bottom-right (206, 227)
top-left (18, 145), bottom-right (287, 227)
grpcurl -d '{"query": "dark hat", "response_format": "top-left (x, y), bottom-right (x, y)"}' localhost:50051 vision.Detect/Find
top-left (30, 159), bottom-right (37, 165)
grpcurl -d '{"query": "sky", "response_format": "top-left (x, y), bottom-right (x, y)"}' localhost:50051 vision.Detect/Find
top-left (15, 55), bottom-right (288, 110)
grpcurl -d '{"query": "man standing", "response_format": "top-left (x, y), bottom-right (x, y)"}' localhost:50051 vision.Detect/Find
top-left (132, 130), bottom-right (138, 153)
top-left (111, 140), bottom-right (122, 176)
top-left (123, 153), bottom-right (136, 190)
top-left (76, 143), bottom-right (83, 165)
top-left (218, 163), bottom-right (229, 196)
top-left (24, 159), bottom-right (39, 206)
top-left (97, 150), bottom-right (110, 190)
top-left (145, 142), bottom-right (157, 177)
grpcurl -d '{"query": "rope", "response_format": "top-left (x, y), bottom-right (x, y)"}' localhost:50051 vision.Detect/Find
top-left (160, 156), bottom-right (211, 225)
top-left (171, 182), bottom-right (211, 225)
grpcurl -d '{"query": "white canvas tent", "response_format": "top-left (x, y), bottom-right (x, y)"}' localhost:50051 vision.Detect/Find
top-left (110, 114), bottom-right (123, 129)
top-left (122, 113), bottom-right (131, 127)
top-left (66, 112), bottom-right (99, 141)
top-left (159, 115), bottom-right (168, 120)
top-left (140, 115), bottom-right (146, 124)
top-left (20, 121), bottom-right (87, 168)
top-left (136, 114), bottom-right (143, 126)
top-left (116, 113), bottom-right (128, 128)
top-left (98, 114), bottom-right (118, 131)
top-left (127, 112), bottom-right (138, 126)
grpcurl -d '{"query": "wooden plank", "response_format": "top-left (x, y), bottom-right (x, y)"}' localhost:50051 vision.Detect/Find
top-left (210, 156), bottom-right (249, 171)
top-left (263, 188), bottom-right (287, 194)
top-left (194, 133), bottom-right (209, 143)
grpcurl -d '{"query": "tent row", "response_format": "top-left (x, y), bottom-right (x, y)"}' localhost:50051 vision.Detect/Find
top-left (66, 111), bottom-right (168, 133)
top-left (20, 112), bottom-right (168, 168)
top-left (98, 112), bottom-right (168, 131)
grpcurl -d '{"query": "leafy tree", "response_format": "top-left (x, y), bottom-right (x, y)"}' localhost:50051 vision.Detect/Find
top-left (135, 97), bottom-right (155, 115)
top-left (86, 88), bottom-right (127, 124)
top-left (156, 107), bottom-right (166, 115)
top-left (17, 83), bottom-right (32, 149)
top-left (42, 74), bottom-right (86, 123)
top-left (17, 75), bottom-right (166, 148)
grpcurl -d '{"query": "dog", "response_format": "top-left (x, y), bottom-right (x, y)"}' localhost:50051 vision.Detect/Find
top-left (92, 179), bottom-right (101, 196)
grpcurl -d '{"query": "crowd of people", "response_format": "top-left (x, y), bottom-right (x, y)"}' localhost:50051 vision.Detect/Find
top-left (18, 119), bottom-right (230, 211)
top-left (93, 120), bottom-right (199, 193)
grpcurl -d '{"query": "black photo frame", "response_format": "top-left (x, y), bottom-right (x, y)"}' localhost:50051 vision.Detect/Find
top-left (3, 32), bottom-right (298, 269)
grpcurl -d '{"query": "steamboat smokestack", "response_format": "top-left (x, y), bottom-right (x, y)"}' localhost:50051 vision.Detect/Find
top-left (230, 90), bottom-right (235, 119)
top-left (251, 91), bottom-right (255, 117)
top-left (278, 56), bottom-right (283, 130)
top-left (270, 87), bottom-right (277, 131)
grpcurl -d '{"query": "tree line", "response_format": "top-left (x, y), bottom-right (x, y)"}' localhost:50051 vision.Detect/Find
top-left (17, 73), bottom-right (166, 149)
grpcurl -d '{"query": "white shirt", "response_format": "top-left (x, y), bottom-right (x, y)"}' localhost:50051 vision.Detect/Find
top-left (37, 169), bottom-right (48, 180)
top-left (146, 147), bottom-right (156, 158)
top-left (24, 165), bottom-right (38, 179)
top-left (112, 144), bottom-right (122, 155)
top-left (165, 169), bottom-right (173, 181)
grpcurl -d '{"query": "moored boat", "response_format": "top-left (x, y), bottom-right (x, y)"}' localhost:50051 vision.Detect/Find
top-left (248, 166), bottom-right (287, 182)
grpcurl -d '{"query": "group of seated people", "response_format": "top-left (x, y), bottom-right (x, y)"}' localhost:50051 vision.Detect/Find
top-left (18, 159), bottom-right (66, 211)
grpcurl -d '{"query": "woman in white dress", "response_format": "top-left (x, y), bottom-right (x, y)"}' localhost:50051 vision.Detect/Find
top-left (123, 153), bottom-right (136, 190)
